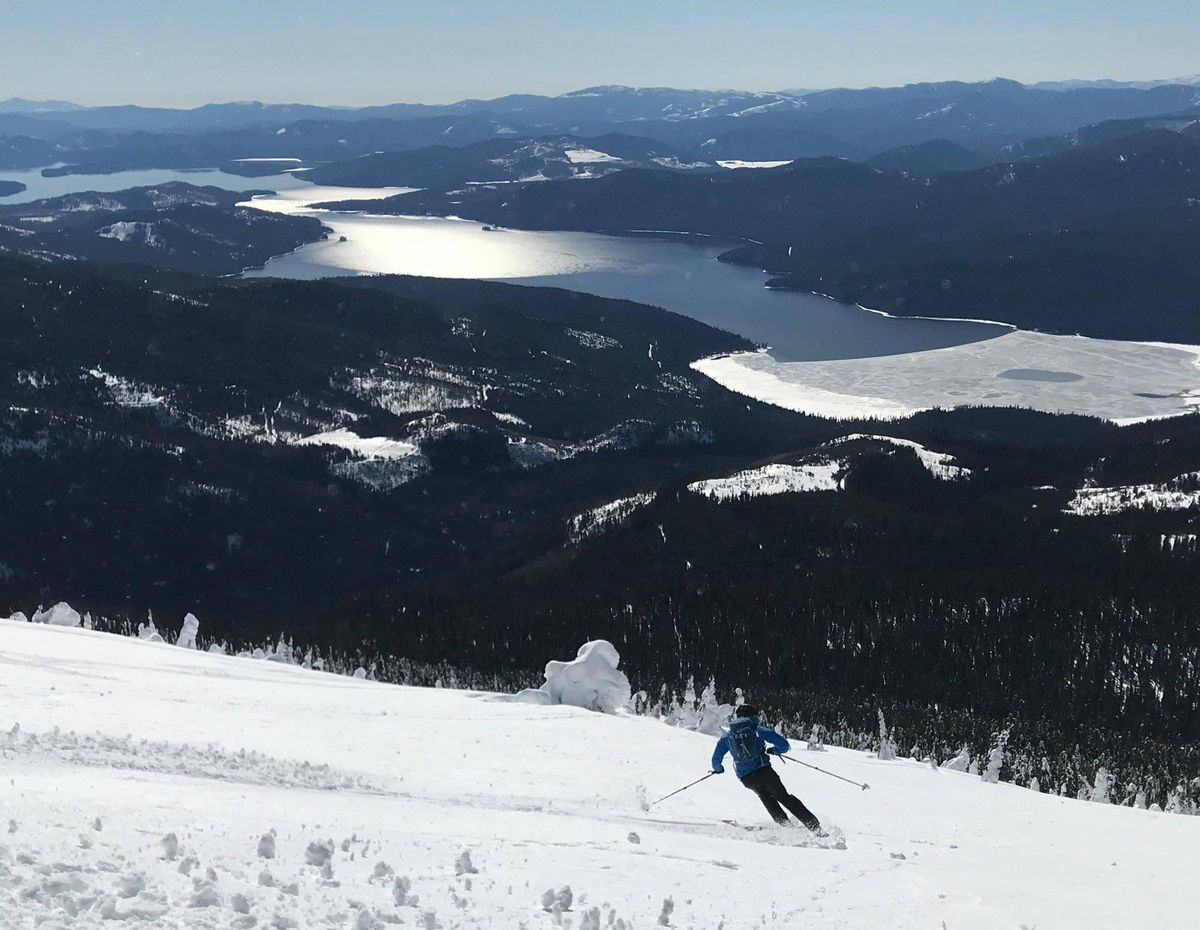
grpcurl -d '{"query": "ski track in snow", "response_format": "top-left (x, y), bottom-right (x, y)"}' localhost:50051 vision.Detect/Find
top-left (2, 620), bottom-right (1199, 929)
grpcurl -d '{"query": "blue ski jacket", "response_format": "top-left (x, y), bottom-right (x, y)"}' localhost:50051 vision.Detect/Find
top-left (711, 717), bottom-right (790, 779)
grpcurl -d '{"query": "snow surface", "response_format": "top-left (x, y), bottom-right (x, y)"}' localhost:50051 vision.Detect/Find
top-left (2, 620), bottom-right (1199, 928)
top-left (688, 462), bottom-right (843, 500)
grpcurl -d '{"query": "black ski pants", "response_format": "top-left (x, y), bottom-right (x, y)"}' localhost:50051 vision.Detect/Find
top-left (740, 765), bottom-right (821, 831)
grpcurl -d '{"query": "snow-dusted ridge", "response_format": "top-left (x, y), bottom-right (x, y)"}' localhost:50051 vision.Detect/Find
top-left (1066, 470), bottom-right (1200, 515)
top-left (2, 620), bottom-right (1197, 929)
top-left (567, 492), bottom-right (656, 543)
top-left (828, 433), bottom-right (970, 481)
top-left (688, 461), bottom-right (844, 500)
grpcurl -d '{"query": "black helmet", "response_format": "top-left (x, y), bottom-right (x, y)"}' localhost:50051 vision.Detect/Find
top-left (734, 704), bottom-right (760, 719)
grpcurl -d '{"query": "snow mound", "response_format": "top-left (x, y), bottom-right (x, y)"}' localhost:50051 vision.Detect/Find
top-left (515, 640), bottom-right (632, 713)
top-left (31, 602), bottom-right (81, 627)
top-left (688, 462), bottom-right (843, 500)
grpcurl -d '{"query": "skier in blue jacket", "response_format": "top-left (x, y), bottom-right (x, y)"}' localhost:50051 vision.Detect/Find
top-left (711, 704), bottom-right (822, 831)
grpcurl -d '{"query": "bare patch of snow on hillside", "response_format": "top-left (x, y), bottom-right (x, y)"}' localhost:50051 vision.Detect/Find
top-left (689, 462), bottom-right (844, 500)
top-left (564, 148), bottom-right (622, 164)
top-left (568, 493), bottom-right (656, 544)
top-left (716, 160), bottom-right (795, 169)
top-left (292, 428), bottom-right (419, 461)
top-left (86, 367), bottom-right (169, 409)
top-left (565, 328), bottom-right (621, 350)
top-left (1066, 471), bottom-right (1200, 515)
top-left (97, 221), bottom-right (162, 247)
top-left (830, 434), bottom-right (970, 480)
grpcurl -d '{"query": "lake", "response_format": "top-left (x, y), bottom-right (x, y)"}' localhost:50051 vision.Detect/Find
top-left (242, 187), bottom-right (1007, 363)
top-left (6, 170), bottom-right (1200, 421)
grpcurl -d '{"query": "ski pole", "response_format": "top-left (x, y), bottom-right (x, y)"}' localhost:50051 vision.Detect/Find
top-left (777, 753), bottom-right (871, 791)
top-left (647, 771), bottom-right (716, 808)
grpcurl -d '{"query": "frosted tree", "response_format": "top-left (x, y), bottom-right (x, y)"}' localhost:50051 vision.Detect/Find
top-left (876, 710), bottom-right (897, 761)
top-left (176, 613), bottom-right (200, 649)
top-left (137, 612), bottom-right (164, 643)
top-left (693, 679), bottom-right (732, 736)
top-left (1090, 767), bottom-right (1112, 804)
top-left (1028, 776), bottom-right (1041, 793)
top-left (982, 729), bottom-right (1009, 784)
top-left (1164, 783), bottom-right (1194, 815)
top-left (941, 745), bottom-right (971, 772)
top-left (807, 724), bottom-right (827, 752)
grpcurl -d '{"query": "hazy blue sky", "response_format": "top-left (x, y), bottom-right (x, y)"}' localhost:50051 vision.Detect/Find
top-left (4, 0), bottom-right (1198, 107)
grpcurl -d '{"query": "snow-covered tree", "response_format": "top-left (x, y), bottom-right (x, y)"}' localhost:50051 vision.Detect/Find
top-left (177, 613), bottom-right (200, 649)
top-left (876, 710), bottom-right (898, 761)
top-left (982, 729), bottom-right (1009, 784)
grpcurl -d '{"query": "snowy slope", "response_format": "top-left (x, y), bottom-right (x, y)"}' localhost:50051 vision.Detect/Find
top-left (2, 621), bottom-right (1198, 929)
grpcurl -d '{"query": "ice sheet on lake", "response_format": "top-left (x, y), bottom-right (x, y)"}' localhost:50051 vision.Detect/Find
top-left (694, 332), bottom-right (1200, 424)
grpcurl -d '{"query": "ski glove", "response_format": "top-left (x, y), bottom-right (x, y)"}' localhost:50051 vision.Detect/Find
top-left (712, 765), bottom-right (725, 774)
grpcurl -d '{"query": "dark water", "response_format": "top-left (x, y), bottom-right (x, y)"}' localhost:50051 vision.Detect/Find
top-left (245, 204), bottom-right (1009, 363)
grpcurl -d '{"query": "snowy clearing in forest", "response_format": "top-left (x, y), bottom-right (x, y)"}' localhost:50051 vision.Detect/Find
top-left (688, 462), bottom-right (843, 500)
top-left (1065, 470), bottom-right (1200, 515)
top-left (567, 493), bottom-right (656, 543)
top-left (563, 148), bottom-right (622, 164)
top-left (828, 434), bottom-right (970, 481)
top-left (2, 620), bottom-right (1198, 929)
top-left (292, 428), bottom-right (422, 461)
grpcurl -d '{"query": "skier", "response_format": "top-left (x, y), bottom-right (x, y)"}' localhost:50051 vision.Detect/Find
top-left (711, 704), bottom-right (822, 831)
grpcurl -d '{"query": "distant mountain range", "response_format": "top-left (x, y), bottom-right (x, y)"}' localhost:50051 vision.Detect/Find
top-left (300, 133), bottom-right (711, 188)
top-left (4, 79), bottom-right (1200, 174)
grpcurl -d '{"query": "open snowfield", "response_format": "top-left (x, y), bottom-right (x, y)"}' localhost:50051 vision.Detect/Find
top-left (3, 621), bottom-right (1198, 929)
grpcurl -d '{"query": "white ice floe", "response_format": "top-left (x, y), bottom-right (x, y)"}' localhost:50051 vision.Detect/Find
top-left (693, 331), bottom-right (1200, 424)
top-left (688, 462), bottom-right (843, 500)
top-left (567, 493), bottom-right (656, 543)
top-left (1065, 471), bottom-right (1200, 515)
top-left (3, 620), bottom-right (1200, 929)
top-left (829, 434), bottom-right (970, 480)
